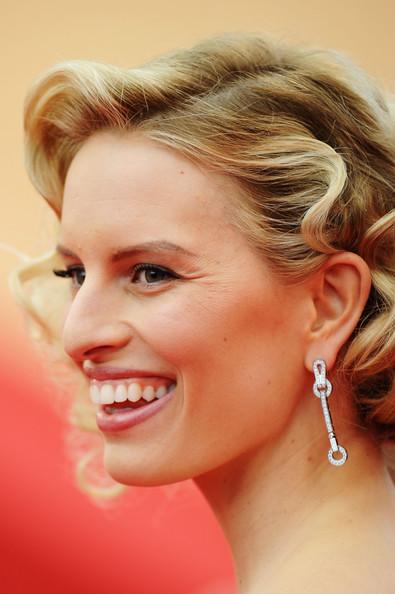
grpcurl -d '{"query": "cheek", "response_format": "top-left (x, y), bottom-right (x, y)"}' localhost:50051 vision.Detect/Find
top-left (133, 283), bottom-right (291, 389)
top-left (132, 292), bottom-right (223, 365)
top-left (157, 287), bottom-right (299, 439)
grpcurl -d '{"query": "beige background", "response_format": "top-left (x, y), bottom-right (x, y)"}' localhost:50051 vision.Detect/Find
top-left (1, 0), bottom-right (394, 336)
top-left (0, 4), bottom-right (394, 592)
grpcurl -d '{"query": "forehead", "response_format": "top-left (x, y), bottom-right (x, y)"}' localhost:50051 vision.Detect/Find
top-left (61, 130), bottom-right (240, 242)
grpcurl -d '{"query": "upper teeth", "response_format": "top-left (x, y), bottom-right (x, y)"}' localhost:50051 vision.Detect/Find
top-left (89, 381), bottom-right (174, 405)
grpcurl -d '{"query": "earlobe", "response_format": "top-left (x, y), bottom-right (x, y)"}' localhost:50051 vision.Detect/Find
top-left (304, 252), bottom-right (371, 373)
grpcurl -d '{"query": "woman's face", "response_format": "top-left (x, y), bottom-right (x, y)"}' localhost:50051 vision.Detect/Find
top-left (59, 130), bottom-right (309, 485)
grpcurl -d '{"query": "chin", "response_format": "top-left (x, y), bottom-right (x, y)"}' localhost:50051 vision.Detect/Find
top-left (102, 441), bottom-right (187, 487)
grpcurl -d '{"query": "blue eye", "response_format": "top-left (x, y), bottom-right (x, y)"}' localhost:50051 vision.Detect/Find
top-left (132, 263), bottom-right (177, 285)
top-left (52, 263), bottom-right (178, 289)
top-left (53, 266), bottom-right (86, 288)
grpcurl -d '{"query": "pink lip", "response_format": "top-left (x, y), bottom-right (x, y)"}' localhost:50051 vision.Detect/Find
top-left (95, 387), bottom-right (175, 432)
top-left (83, 367), bottom-right (175, 382)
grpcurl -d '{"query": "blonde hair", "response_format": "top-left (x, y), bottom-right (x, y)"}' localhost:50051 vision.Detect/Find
top-left (12, 32), bottom-right (395, 497)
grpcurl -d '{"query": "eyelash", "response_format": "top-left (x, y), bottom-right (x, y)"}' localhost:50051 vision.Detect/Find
top-left (52, 263), bottom-right (180, 290)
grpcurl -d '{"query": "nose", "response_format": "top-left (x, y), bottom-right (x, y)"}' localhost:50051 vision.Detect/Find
top-left (62, 288), bottom-right (133, 363)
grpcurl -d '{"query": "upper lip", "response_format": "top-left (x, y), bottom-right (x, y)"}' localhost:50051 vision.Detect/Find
top-left (83, 366), bottom-right (175, 382)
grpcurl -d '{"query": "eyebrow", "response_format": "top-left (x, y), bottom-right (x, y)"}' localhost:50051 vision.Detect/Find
top-left (55, 240), bottom-right (198, 262)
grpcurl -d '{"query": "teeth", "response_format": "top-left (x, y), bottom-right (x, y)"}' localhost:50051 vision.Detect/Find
top-left (89, 380), bottom-right (175, 405)
top-left (128, 383), bottom-right (142, 403)
top-left (114, 384), bottom-right (128, 402)
top-left (156, 385), bottom-right (167, 399)
top-left (101, 384), bottom-right (115, 404)
top-left (142, 386), bottom-right (156, 402)
top-left (90, 383), bottom-right (101, 404)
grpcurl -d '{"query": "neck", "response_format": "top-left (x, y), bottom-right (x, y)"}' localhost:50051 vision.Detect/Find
top-left (193, 387), bottom-right (395, 593)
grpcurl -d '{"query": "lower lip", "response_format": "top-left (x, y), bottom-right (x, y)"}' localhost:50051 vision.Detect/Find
top-left (96, 388), bottom-right (175, 433)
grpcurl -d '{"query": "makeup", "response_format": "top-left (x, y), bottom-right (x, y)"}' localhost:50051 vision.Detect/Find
top-left (95, 385), bottom-right (176, 432)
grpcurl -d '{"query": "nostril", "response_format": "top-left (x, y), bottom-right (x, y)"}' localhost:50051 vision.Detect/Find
top-left (83, 345), bottom-right (119, 358)
top-left (63, 319), bottom-right (134, 363)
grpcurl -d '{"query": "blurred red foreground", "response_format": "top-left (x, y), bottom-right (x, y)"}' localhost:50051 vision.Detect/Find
top-left (0, 330), bottom-right (235, 594)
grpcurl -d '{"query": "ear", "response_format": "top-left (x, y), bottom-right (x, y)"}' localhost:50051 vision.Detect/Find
top-left (304, 252), bottom-right (371, 373)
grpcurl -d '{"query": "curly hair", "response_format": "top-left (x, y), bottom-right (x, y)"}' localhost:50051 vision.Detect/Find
top-left (11, 31), bottom-right (395, 497)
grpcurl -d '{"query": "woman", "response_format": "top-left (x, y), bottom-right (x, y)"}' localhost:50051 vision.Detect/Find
top-left (14, 32), bottom-right (395, 593)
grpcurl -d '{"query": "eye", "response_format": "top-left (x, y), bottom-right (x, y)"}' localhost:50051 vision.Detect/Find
top-left (52, 263), bottom-right (179, 290)
top-left (131, 263), bottom-right (179, 286)
top-left (52, 265), bottom-right (86, 289)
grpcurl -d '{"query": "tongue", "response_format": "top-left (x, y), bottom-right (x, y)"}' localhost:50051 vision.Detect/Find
top-left (104, 400), bottom-right (152, 413)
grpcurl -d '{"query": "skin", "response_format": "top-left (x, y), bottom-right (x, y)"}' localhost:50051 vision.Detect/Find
top-left (59, 129), bottom-right (395, 594)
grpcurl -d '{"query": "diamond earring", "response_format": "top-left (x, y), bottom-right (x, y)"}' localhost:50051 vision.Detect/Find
top-left (312, 359), bottom-right (348, 466)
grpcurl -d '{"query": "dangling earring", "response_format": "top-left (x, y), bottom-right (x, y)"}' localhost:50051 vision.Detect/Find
top-left (312, 359), bottom-right (348, 466)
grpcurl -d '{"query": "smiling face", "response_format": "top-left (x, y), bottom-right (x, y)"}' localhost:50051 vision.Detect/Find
top-left (59, 129), bottom-right (310, 486)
